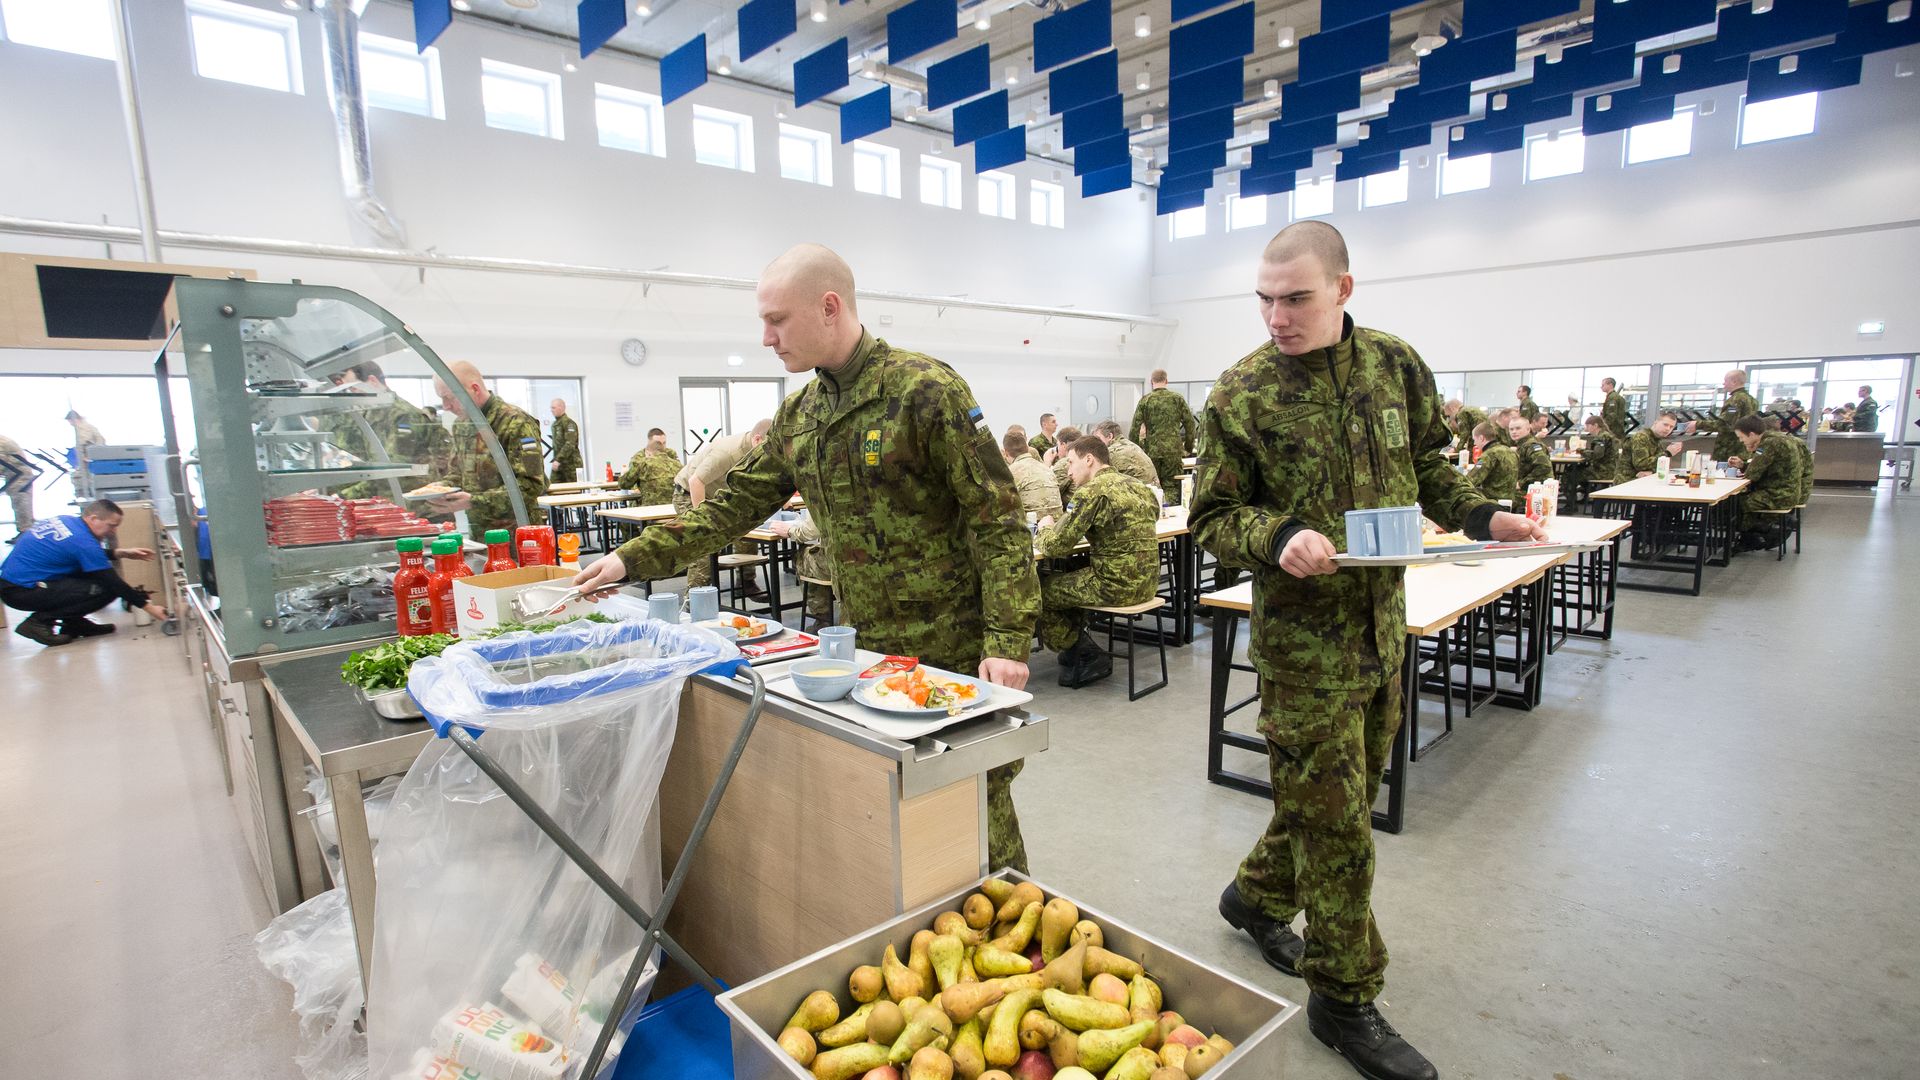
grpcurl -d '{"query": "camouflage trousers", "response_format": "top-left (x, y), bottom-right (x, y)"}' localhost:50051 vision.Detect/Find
top-left (1740, 490), bottom-right (1797, 531)
top-left (987, 760), bottom-right (1028, 876)
top-left (550, 457), bottom-right (582, 484)
top-left (1235, 678), bottom-right (1400, 1005)
top-left (672, 490), bottom-right (752, 590)
top-left (1036, 567), bottom-right (1109, 651)
top-left (1148, 453), bottom-right (1184, 492)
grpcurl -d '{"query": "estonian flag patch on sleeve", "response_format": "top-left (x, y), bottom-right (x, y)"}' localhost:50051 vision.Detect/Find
top-left (968, 406), bottom-right (989, 432)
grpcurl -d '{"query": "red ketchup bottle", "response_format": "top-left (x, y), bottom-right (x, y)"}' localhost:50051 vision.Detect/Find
top-left (392, 537), bottom-right (433, 636)
top-left (427, 536), bottom-right (473, 635)
top-left (482, 529), bottom-right (518, 573)
top-left (515, 524), bottom-right (556, 567)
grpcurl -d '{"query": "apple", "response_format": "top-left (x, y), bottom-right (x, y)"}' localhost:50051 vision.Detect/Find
top-left (1163, 1025), bottom-right (1207, 1050)
top-left (1012, 1049), bottom-right (1057, 1080)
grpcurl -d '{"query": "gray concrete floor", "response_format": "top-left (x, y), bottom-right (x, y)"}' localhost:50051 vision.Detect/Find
top-left (1, 489), bottom-right (1913, 1079)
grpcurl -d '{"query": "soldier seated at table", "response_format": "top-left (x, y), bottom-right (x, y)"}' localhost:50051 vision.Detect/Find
top-left (1625, 412), bottom-right (1685, 478)
top-left (617, 427), bottom-right (680, 504)
top-left (1567, 415), bottom-right (1621, 503)
top-left (1033, 436), bottom-right (1160, 688)
top-left (1510, 415), bottom-right (1553, 504)
top-left (1003, 431), bottom-right (1063, 519)
top-left (1467, 422), bottom-right (1518, 506)
top-left (1728, 415), bottom-right (1804, 552)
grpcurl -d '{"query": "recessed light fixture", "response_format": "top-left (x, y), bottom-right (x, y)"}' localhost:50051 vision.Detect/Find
top-left (727, 354), bottom-right (745, 367)
top-left (717, 54), bottom-right (733, 75)
top-left (1859, 320), bottom-right (1886, 335)
top-left (1136, 15), bottom-right (1151, 38)
top-left (810, 0), bottom-right (828, 23)
top-left (1264, 79), bottom-right (1278, 98)
top-left (1277, 26), bottom-right (1295, 48)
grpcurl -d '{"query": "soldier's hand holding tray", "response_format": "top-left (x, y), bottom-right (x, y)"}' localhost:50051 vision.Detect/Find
top-left (1487, 512), bottom-right (1547, 542)
top-left (1277, 529), bottom-right (1340, 578)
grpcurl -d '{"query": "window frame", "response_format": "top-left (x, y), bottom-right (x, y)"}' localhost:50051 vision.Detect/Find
top-left (1437, 151), bottom-right (1492, 196)
top-left (358, 30), bottom-right (444, 119)
top-left (778, 123), bottom-right (834, 186)
top-left (978, 170), bottom-right (1017, 219)
top-left (691, 104), bottom-right (756, 171)
top-left (1359, 163), bottom-right (1411, 208)
top-left (1226, 192), bottom-right (1268, 231)
top-left (479, 57), bottom-right (566, 139)
top-left (0, 0), bottom-right (116, 60)
top-left (184, 0), bottom-right (305, 95)
top-left (1523, 127), bottom-right (1586, 182)
top-left (1624, 105), bottom-right (1695, 165)
top-left (1030, 179), bottom-right (1065, 228)
top-left (594, 82), bottom-right (666, 156)
top-left (919, 154), bottom-right (964, 209)
top-left (850, 140), bottom-right (902, 198)
top-left (1738, 91), bottom-right (1819, 147)
top-left (1168, 205), bottom-right (1207, 240)
top-left (1292, 176), bottom-right (1334, 218)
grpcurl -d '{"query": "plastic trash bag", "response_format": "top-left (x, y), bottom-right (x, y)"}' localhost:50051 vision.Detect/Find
top-left (255, 888), bottom-right (369, 1080)
top-left (366, 617), bottom-right (740, 1080)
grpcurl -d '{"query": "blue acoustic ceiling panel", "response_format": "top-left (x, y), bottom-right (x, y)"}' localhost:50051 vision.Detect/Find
top-left (1449, 119), bottom-right (1526, 157)
top-left (1158, 169), bottom-right (1214, 194)
top-left (1530, 41), bottom-right (1636, 98)
top-left (1462, 0), bottom-right (1579, 41)
top-left (1478, 82), bottom-right (1572, 132)
top-left (1712, 0), bottom-right (1849, 61)
top-left (1280, 72), bottom-right (1361, 121)
top-left (1638, 40), bottom-right (1747, 97)
top-left (1250, 144), bottom-right (1315, 175)
top-left (1082, 163), bottom-right (1133, 197)
top-left (1834, 0), bottom-right (1920, 60)
top-left (975, 125), bottom-right (1028, 172)
top-left (661, 34), bottom-right (708, 105)
top-left (1592, 0), bottom-right (1716, 53)
top-left (1049, 49), bottom-right (1118, 115)
top-left (1157, 187), bottom-right (1208, 216)
top-left (1074, 133), bottom-right (1131, 174)
top-left (1360, 120), bottom-right (1436, 156)
top-left (1380, 82), bottom-right (1470, 132)
top-left (887, 0), bottom-right (957, 64)
top-left (953, 89), bottom-right (1009, 145)
top-left (1418, 29), bottom-right (1518, 90)
top-left (1062, 95), bottom-right (1123, 147)
top-left (1170, 3), bottom-right (1254, 75)
top-left (1034, 0), bottom-right (1112, 73)
top-left (578, 0), bottom-right (628, 58)
top-left (737, 0), bottom-right (796, 61)
top-left (1746, 44), bottom-right (1862, 103)
top-left (1319, 0), bottom-right (1408, 32)
top-left (927, 44), bottom-right (991, 110)
top-left (1335, 150), bottom-right (1403, 182)
top-left (1295, 14), bottom-right (1388, 86)
top-left (839, 85), bottom-right (891, 142)
top-left (1239, 168), bottom-right (1296, 197)
top-left (415, 0), bottom-right (451, 50)
top-left (1171, 0), bottom-right (1234, 21)
top-left (793, 38), bottom-right (849, 107)
top-left (1169, 106), bottom-right (1234, 152)
top-left (1168, 60), bottom-right (1245, 119)
top-left (1164, 143), bottom-right (1226, 178)
top-left (1581, 86), bottom-right (1675, 136)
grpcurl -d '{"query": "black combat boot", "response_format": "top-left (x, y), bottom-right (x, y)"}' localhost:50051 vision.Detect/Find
top-left (1057, 629), bottom-right (1112, 687)
top-left (1217, 881), bottom-right (1304, 976)
top-left (1307, 994), bottom-right (1439, 1080)
top-left (56, 617), bottom-right (116, 637)
top-left (13, 616), bottom-right (76, 647)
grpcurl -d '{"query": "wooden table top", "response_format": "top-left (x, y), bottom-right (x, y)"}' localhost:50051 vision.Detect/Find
top-left (596, 503), bottom-right (680, 523)
top-left (1589, 473), bottom-right (1748, 505)
top-left (547, 480), bottom-right (617, 494)
top-left (537, 489), bottom-right (636, 508)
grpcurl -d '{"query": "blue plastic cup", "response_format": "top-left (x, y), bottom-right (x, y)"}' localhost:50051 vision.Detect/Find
top-left (688, 586), bottom-right (720, 622)
top-left (1344, 505), bottom-right (1424, 557)
top-left (647, 592), bottom-right (680, 622)
top-left (820, 625), bottom-right (856, 661)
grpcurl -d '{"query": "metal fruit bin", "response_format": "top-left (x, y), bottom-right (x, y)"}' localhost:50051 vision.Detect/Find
top-left (715, 870), bottom-right (1300, 1079)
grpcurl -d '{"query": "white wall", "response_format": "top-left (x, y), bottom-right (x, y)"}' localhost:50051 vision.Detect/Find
top-left (1149, 48), bottom-right (1920, 380)
top-left (0, 0), bottom-right (1167, 465)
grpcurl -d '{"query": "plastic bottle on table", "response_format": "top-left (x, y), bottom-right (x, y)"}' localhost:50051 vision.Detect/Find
top-left (428, 537), bottom-right (473, 635)
top-left (482, 529), bottom-right (517, 573)
top-left (1656, 454), bottom-right (1671, 479)
top-left (556, 532), bottom-right (581, 570)
top-left (392, 537), bottom-right (434, 636)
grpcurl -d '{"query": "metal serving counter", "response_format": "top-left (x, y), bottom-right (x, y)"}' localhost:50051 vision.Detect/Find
top-left (1812, 431), bottom-right (1886, 485)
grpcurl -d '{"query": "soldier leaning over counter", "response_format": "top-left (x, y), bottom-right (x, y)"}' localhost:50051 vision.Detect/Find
top-left (428, 360), bottom-right (547, 538)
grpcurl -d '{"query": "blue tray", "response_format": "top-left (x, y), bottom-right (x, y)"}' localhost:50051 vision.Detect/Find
top-left (610, 983), bottom-right (735, 1080)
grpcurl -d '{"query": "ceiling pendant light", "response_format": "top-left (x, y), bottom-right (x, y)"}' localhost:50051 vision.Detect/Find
top-left (1141, 112), bottom-right (1154, 130)
top-left (1005, 65), bottom-right (1018, 85)
top-left (1277, 26), bottom-right (1295, 49)
top-left (1135, 14), bottom-right (1151, 38)
top-left (635, 2), bottom-right (652, 16)
top-left (1491, 92), bottom-right (1508, 110)
top-left (1264, 78), bottom-right (1278, 99)
top-left (1137, 69), bottom-right (1151, 91)
top-left (1662, 53), bottom-right (1681, 74)
top-left (1778, 54), bottom-right (1799, 74)
top-left (974, 10), bottom-right (991, 30)
top-left (810, 0), bottom-right (828, 23)
top-left (716, 54), bottom-right (732, 75)
top-left (1890, 0), bottom-right (1912, 22)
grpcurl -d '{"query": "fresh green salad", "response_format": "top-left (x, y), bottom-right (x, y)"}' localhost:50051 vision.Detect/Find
top-left (340, 613), bottom-right (618, 691)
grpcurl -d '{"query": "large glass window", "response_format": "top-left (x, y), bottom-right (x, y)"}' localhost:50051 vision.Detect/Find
top-left (1821, 357), bottom-right (1908, 430)
top-left (1626, 106), bottom-right (1694, 165)
top-left (1168, 205), bottom-right (1206, 239)
top-left (851, 140), bottom-right (901, 197)
top-left (1525, 128), bottom-right (1585, 181)
top-left (186, 0), bottom-right (303, 94)
top-left (1438, 152), bottom-right (1491, 195)
top-left (359, 31), bottom-right (444, 118)
top-left (1293, 176), bottom-right (1334, 218)
top-left (1739, 91), bottom-right (1818, 146)
top-left (692, 105), bottom-right (755, 170)
top-left (0, 375), bottom-right (199, 528)
top-left (595, 83), bottom-right (665, 155)
top-left (0, 0), bottom-right (115, 60)
top-left (1226, 192), bottom-right (1268, 231)
top-left (779, 123), bottom-right (833, 185)
top-left (978, 171), bottom-right (1017, 219)
top-left (1360, 164), bottom-right (1410, 208)
top-left (1029, 180), bottom-right (1065, 227)
top-left (481, 58), bottom-right (565, 139)
top-left (920, 155), bottom-right (963, 209)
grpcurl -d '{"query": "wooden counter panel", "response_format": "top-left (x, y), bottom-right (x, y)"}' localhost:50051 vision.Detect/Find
top-left (899, 777), bottom-right (983, 909)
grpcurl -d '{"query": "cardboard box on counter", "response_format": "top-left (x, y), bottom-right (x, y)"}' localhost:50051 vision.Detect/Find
top-left (452, 565), bottom-right (583, 637)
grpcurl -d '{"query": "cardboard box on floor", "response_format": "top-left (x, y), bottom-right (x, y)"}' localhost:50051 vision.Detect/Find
top-left (453, 565), bottom-right (585, 637)
top-left (112, 501), bottom-right (165, 598)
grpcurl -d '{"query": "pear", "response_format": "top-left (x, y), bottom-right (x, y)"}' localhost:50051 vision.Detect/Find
top-left (1068, 920), bottom-right (1103, 950)
top-left (1127, 976), bottom-right (1163, 1038)
top-left (909, 930), bottom-right (938, 991)
top-left (959, 951), bottom-right (979, 984)
top-left (972, 944), bottom-right (1033, 977)
top-left (1204, 1034), bottom-right (1234, 1059)
top-left (1182, 1044), bottom-right (1222, 1078)
top-left (786, 989), bottom-right (841, 1033)
top-left (1150, 1069), bottom-right (1186, 1080)
top-left (930, 935), bottom-right (966, 990)
top-left (1103, 1047), bottom-right (1161, 1080)
top-left (996, 972), bottom-right (1046, 993)
top-left (979, 879), bottom-right (1016, 909)
top-left (867, 1000), bottom-right (908, 1047)
top-left (851, 965), bottom-right (885, 1004)
top-left (1037, 898), bottom-right (1079, 963)
top-left (889, 1005), bottom-right (955, 1065)
top-left (778, 1027), bottom-right (817, 1066)
top-left (1041, 988), bottom-right (1131, 1032)
top-left (963, 892), bottom-right (997, 931)
top-left (934, 911), bottom-right (988, 946)
top-left (937, 980), bottom-right (1006, 1025)
top-left (1041, 938), bottom-right (1087, 996)
top-left (1017, 1008), bottom-right (1058, 1050)
top-left (908, 1046), bottom-right (956, 1080)
top-left (994, 882), bottom-right (1044, 928)
top-left (1158, 1043), bottom-right (1188, 1072)
top-left (884, 943), bottom-right (928, 1002)
top-left (816, 1002), bottom-right (876, 1048)
top-left (978, 1073), bottom-right (1014, 1080)
top-left (900, 997), bottom-right (929, 1019)
top-left (810, 1042), bottom-right (891, 1080)
top-left (989, 902), bottom-right (1043, 955)
top-left (1087, 974), bottom-right (1128, 1006)
top-left (1054, 1071), bottom-right (1097, 1080)
top-left (1083, 947), bottom-right (1142, 981)
top-left (1048, 1025), bottom-right (1079, 1070)
top-left (982, 988), bottom-right (1042, 1067)
top-left (1152, 1013), bottom-right (1186, 1051)
top-left (1074, 1020), bottom-right (1153, 1075)
top-left (949, 1019), bottom-right (987, 1080)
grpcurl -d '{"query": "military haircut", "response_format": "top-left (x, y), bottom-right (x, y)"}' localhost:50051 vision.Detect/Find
top-left (350, 360), bottom-right (386, 382)
top-left (1150, 368), bottom-right (1168, 385)
top-left (1657, 411), bottom-right (1679, 423)
top-left (1859, 385), bottom-right (1873, 394)
top-left (1764, 416), bottom-right (1783, 431)
top-left (82, 498), bottom-right (122, 518)
top-left (1056, 425), bottom-right (1082, 444)
top-left (1734, 415), bottom-right (1768, 436)
top-left (750, 418), bottom-right (775, 438)
top-left (1726, 369), bottom-right (1747, 386)
top-left (1261, 219), bottom-right (1350, 280)
top-left (1584, 415), bottom-right (1603, 428)
top-left (1473, 421), bottom-right (1501, 441)
top-left (764, 242), bottom-right (858, 318)
top-left (1068, 435), bottom-right (1110, 464)
top-left (1601, 377), bottom-right (1617, 390)
top-left (1039, 412), bottom-right (1055, 423)
top-left (1518, 384), bottom-right (1532, 394)
top-left (1093, 419), bottom-right (1123, 439)
top-left (647, 427), bottom-right (665, 437)
top-left (1002, 431), bottom-right (1030, 457)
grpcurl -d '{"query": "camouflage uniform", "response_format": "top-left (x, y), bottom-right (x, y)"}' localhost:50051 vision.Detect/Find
top-left (786, 513), bottom-right (835, 623)
top-left (443, 395), bottom-right (547, 538)
top-left (1517, 398), bottom-right (1540, 422)
top-left (1132, 387), bottom-right (1198, 488)
top-left (1029, 432), bottom-right (1054, 456)
top-left (549, 412), bottom-right (582, 483)
top-left (1692, 387), bottom-right (1758, 462)
top-left (1, 433), bottom-right (36, 533)
top-left (1451, 405), bottom-right (1488, 445)
top-left (1792, 437), bottom-right (1814, 503)
top-left (1008, 454), bottom-right (1064, 519)
top-left (1106, 436), bottom-right (1161, 490)
top-left (1191, 313), bottom-right (1496, 1006)
top-left (1515, 435), bottom-right (1553, 504)
top-left (611, 330), bottom-right (1041, 874)
top-left (1853, 396), bottom-right (1879, 433)
top-left (1572, 433), bottom-right (1623, 493)
top-left (1602, 390), bottom-right (1631, 438)
top-left (335, 396), bottom-right (449, 500)
top-left (1467, 444), bottom-right (1519, 504)
top-left (1051, 455), bottom-right (1076, 507)
top-left (618, 448), bottom-right (680, 505)
top-left (1623, 428), bottom-right (1667, 477)
top-left (1032, 468), bottom-right (1160, 650)
top-left (1739, 431), bottom-right (1804, 530)
top-left (673, 434), bottom-right (759, 591)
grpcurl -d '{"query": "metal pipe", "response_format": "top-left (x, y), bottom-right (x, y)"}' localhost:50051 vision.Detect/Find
top-left (314, 0), bottom-right (409, 249)
top-left (0, 214), bottom-right (1178, 327)
top-left (106, 0), bottom-right (160, 261)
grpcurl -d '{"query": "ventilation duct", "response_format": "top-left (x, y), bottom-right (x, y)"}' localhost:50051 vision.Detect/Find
top-left (314, 0), bottom-right (408, 249)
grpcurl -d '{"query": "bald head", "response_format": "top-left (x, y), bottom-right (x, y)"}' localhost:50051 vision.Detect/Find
top-left (758, 243), bottom-right (864, 374)
top-left (1263, 220), bottom-right (1350, 281)
top-left (435, 360), bottom-right (491, 412)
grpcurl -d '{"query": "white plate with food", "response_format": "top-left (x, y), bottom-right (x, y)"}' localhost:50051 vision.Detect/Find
top-left (695, 612), bottom-right (784, 644)
top-left (853, 667), bottom-right (989, 715)
top-left (403, 481), bottom-right (461, 501)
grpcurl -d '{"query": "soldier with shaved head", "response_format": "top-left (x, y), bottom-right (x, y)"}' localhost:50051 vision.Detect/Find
top-left (575, 242), bottom-right (1042, 873)
top-left (430, 359), bottom-right (547, 536)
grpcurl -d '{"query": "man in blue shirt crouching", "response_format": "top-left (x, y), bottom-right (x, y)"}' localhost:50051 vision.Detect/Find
top-left (2, 499), bottom-right (169, 647)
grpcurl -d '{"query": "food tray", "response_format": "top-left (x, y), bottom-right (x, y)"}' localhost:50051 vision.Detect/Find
top-left (715, 870), bottom-right (1299, 1080)
top-left (356, 684), bottom-right (424, 720)
top-left (1333, 539), bottom-right (1596, 567)
top-left (759, 649), bottom-right (1033, 740)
